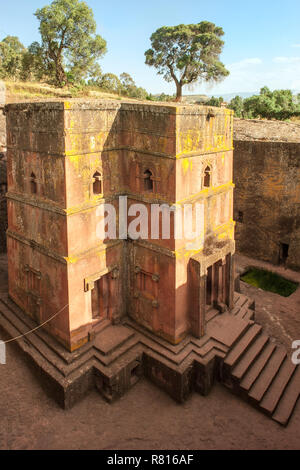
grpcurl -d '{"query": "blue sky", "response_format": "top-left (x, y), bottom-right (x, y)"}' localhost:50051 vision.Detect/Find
top-left (1, 0), bottom-right (300, 95)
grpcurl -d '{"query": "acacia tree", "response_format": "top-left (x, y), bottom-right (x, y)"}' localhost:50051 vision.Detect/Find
top-left (35, 0), bottom-right (107, 86)
top-left (145, 21), bottom-right (229, 102)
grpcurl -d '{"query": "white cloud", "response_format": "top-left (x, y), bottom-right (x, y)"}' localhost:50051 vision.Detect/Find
top-left (291, 79), bottom-right (300, 90)
top-left (228, 58), bottom-right (263, 69)
top-left (159, 54), bottom-right (300, 96)
top-left (204, 58), bottom-right (264, 94)
top-left (273, 56), bottom-right (300, 63)
top-left (292, 44), bottom-right (300, 48)
top-left (198, 54), bottom-right (300, 95)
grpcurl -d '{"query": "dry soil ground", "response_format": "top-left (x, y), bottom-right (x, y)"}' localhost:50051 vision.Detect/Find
top-left (0, 253), bottom-right (299, 450)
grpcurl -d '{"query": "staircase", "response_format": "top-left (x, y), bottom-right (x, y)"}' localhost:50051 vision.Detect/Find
top-left (221, 315), bottom-right (300, 426)
top-left (230, 293), bottom-right (256, 322)
top-left (1, 289), bottom-right (299, 423)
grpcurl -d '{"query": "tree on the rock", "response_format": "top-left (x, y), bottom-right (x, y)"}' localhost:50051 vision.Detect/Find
top-left (145, 21), bottom-right (229, 102)
top-left (35, 0), bottom-right (107, 86)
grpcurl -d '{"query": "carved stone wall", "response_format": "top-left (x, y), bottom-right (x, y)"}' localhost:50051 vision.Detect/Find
top-left (234, 137), bottom-right (300, 271)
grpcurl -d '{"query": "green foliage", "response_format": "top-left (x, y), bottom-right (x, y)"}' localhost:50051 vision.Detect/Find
top-left (0, 36), bottom-right (26, 79)
top-left (119, 72), bottom-right (148, 99)
top-left (145, 21), bottom-right (229, 101)
top-left (247, 88), bottom-right (300, 119)
top-left (205, 96), bottom-right (223, 107)
top-left (241, 268), bottom-right (298, 297)
top-left (119, 72), bottom-right (135, 92)
top-left (147, 92), bottom-right (175, 102)
top-left (35, 0), bottom-right (107, 86)
top-left (21, 41), bottom-right (54, 82)
top-left (228, 88), bottom-right (300, 120)
top-left (228, 95), bottom-right (244, 117)
top-left (129, 86), bottom-right (148, 100)
top-left (88, 71), bottom-right (148, 99)
top-left (99, 73), bottom-right (122, 94)
top-left (0, 3), bottom-right (149, 100)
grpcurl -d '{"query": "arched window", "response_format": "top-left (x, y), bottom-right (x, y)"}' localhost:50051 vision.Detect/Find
top-left (144, 169), bottom-right (153, 192)
top-left (93, 171), bottom-right (103, 195)
top-left (203, 166), bottom-right (211, 188)
top-left (206, 110), bottom-right (215, 121)
top-left (30, 172), bottom-right (37, 194)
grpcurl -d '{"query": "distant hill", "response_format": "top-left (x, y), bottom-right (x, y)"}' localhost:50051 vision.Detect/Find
top-left (183, 94), bottom-right (209, 103)
top-left (183, 91), bottom-right (259, 103)
top-left (183, 94), bottom-right (210, 103)
top-left (210, 92), bottom-right (260, 101)
top-left (184, 90), bottom-right (300, 104)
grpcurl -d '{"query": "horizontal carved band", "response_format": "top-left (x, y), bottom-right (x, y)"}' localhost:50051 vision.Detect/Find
top-left (84, 265), bottom-right (119, 292)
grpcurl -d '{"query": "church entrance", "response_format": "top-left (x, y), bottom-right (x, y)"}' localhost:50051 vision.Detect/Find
top-left (189, 252), bottom-right (234, 339)
top-left (91, 273), bottom-right (111, 321)
top-left (206, 257), bottom-right (230, 312)
top-left (279, 242), bottom-right (289, 266)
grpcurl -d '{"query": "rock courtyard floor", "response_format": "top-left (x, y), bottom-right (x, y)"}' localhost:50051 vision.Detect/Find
top-left (236, 254), bottom-right (300, 353)
top-left (0, 252), bottom-right (299, 450)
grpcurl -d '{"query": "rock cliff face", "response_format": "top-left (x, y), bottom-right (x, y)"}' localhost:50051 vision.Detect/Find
top-left (0, 157), bottom-right (7, 252)
top-left (0, 81), bottom-right (5, 154)
top-left (233, 119), bottom-right (300, 271)
top-left (0, 113), bottom-right (5, 154)
top-left (0, 81), bottom-right (7, 252)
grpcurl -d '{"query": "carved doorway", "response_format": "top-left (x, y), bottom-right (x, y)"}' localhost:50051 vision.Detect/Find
top-left (205, 259), bottom-right (228, 311)
top-left (279, 243), bottom-right (289, 266)
top-left (91, 273), bottom-right (111, 321)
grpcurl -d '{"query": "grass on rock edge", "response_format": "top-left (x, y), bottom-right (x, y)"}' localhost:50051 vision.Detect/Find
top-left (241, 267), bottom-right (298, 297)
